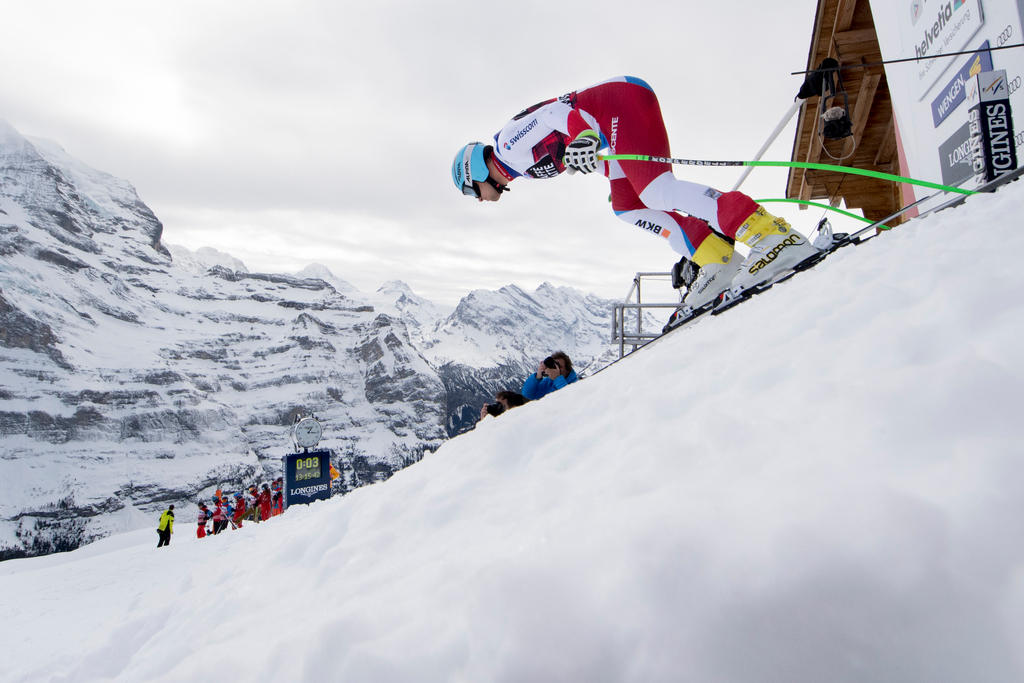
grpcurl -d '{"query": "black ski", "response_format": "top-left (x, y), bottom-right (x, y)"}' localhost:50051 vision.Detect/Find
top-left (661, 223), bottom-right (853, 334)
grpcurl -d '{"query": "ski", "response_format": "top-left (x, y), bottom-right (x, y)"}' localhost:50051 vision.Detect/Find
top-left (656, 167), bottom-right (1024, 338)
top-left (661, 221), bottom-right (852, 335)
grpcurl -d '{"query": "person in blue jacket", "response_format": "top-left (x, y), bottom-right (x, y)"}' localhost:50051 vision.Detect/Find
top-left (522, 351), bottom-right (578, 400)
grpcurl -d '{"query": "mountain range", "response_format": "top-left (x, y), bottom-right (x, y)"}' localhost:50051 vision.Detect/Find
top-left (0, 120), bottom-right (655, 559)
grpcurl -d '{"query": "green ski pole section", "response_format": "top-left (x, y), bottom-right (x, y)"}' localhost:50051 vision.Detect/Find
top-left (598, 154), bottom-right (975, 197)
top-left (755, 198), bottom-right (894, 230)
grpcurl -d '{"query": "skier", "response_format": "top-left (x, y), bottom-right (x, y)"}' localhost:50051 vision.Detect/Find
top-left (521, 352), bottom-right (577, 401)
top-left (197, 502), bottom-right (211, 539)
top-left (451, 76), bottom-right (817, 308)
top-left (156, 505), bottom-right (174, 548)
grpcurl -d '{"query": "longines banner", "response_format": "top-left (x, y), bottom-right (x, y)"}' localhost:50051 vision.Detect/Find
top-left (871, 0), bottom-right (1024, 199)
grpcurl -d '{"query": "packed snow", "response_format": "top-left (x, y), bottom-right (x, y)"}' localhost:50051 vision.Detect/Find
top-left (2, 184), bottom-right (1023, 682)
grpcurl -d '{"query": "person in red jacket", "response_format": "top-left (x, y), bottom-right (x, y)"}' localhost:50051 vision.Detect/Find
top-left (258, 484), bottom-right (272, 522)
top-left (211, 498), bottom-right (227, 534)
top-left (197, 502), bottom-right (210, 539)
top-left (232, 493), bottom-right (246, 529)
top-left (272, 491), bottom-right (283, 517)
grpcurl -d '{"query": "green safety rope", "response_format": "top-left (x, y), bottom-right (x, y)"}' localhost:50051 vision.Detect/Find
top-left (755, 198), bottom-right (893, 231)
top-left (598, 154), bottom-right (975, 197)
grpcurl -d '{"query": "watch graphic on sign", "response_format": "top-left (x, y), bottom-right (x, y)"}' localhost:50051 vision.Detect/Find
top-left (292, 416), bottom-right (323, 450)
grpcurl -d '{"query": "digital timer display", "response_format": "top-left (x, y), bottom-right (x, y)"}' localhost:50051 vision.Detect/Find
top-left (282, 449), bottom-right (332, 509)
top-left (295, 456), bottom-right (321, 482)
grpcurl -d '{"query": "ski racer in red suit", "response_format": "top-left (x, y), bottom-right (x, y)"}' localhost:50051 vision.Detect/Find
top-left (452, 76), bottom-right (817, 310)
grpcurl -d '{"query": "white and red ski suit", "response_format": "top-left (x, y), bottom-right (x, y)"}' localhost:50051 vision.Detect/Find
top-left (491, 76), bottom-right (759, 261)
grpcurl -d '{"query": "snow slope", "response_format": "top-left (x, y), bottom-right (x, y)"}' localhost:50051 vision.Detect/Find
top-left (1, 185), bottom-right (1023, 682)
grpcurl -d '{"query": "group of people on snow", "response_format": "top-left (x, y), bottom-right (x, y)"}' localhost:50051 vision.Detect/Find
top-left (196, 480), bottom-right (284, 539)
top-left (156, 460), bottom-right (343, 547)
top-left (478, 351), bottom-right (578, 422)
top-left (154, 479), bottom-right (288, 547)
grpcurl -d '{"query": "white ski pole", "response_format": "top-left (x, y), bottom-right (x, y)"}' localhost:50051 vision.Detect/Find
top-left (731, 99), bottom-right (803, 191)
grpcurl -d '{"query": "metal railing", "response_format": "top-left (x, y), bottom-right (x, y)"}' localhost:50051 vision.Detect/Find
top-left (611, 271), bottom-right (681, 358)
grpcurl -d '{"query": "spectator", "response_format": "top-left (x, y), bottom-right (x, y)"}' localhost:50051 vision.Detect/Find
top-left (157, 505), bottom-right (174, 548)
top-left (521, 352), bottom-right (578, 400)
top-left (196, 502), bottom-right (210, 539)
top-left (211, 498), bottom-right (227, 534)
top-left (259, 484), bottom-right (272, 522)
top-left (479, 390), bottom-right (528, 420)
top-left (224, 498), bottom-right (235, 529)
top-left (247, 486), bottom-right (260, 523)
top-left (232, 493), bottom-right (246, 529)
top-left (272, 491), bottom-right (283, 517)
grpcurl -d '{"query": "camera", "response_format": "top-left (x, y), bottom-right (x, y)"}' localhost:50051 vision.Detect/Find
top-left (542, 356), bottom-right (558, 369)
top-left (486, 402), bottom-right (505, 417)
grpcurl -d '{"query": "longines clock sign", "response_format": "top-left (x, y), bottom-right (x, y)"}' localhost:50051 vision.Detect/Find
top-left (283, 414), bottom-right (332, 508)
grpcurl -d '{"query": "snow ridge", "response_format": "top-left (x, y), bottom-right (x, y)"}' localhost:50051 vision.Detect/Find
top-left (1, 174), bottom-right (1022, 682)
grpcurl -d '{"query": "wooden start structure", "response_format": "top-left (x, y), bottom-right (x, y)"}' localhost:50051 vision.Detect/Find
top-left (788, 0), bottom-right (909, 225)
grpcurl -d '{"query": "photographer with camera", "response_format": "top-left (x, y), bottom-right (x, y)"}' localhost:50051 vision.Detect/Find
top-left (521, 351), bottom-right (577, 401)
top-left (478, 390), bottom-right (528, 421)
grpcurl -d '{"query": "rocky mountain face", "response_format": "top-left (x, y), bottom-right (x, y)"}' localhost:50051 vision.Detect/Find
top-left (0, 121), bottom-right (647, 559)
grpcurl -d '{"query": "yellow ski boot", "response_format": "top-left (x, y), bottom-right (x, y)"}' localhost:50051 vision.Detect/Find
top-left (681, 234), bottom-right (741, 309)
top-left (731, 207), bottom-right (818, 291)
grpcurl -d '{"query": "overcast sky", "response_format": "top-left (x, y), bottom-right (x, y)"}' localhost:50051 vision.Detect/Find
top-left (0, 0), bottom-right (850, 305)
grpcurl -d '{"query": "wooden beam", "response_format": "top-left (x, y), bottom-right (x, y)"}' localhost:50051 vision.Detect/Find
top-left (797, 90), bottom-right (829, 208)
top-left (833, 28), bottom-right (878, 47)
top-left (842, 66), bottom-right (881, 157)
top-left (835, 0), bottom-right (858, 32)
top-left (873, 114), bottom-right (897, 167)
top-left (832, 30), bottom-right (883, 64)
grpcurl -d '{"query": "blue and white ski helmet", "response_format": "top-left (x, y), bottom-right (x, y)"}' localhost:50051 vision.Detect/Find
top-left (452, 142), bottom-right (490, 197)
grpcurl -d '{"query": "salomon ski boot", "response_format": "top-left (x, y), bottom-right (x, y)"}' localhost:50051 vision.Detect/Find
top-left (681, 235), bottom-right (741, 309)
top-left (730, 207), bottom-right (818, 291)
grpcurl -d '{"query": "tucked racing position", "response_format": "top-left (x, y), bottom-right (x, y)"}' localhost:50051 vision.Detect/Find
top-left (452, 76), bottom-right (817, 309)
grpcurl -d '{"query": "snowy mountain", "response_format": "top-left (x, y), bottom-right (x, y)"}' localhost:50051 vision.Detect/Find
top-left (1, 171), bottom-right (1021, 682)
top-left (165, 244), bottom-right (249, 275)
top-left (0, 120), bottom-right (633, 559)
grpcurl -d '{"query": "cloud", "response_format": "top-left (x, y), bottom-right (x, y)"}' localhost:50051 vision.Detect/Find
top-left (0, 0), bottom-right (834, 305)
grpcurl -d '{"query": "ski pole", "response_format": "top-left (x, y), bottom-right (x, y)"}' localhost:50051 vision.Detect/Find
top-left (732, 100), bottom-right (803, 192)
top-left (597, 154), bottom-right (976, 196)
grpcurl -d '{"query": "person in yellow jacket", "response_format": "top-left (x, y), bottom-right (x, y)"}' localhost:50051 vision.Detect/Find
top-left (157, 505), bottom-right (174, 548)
